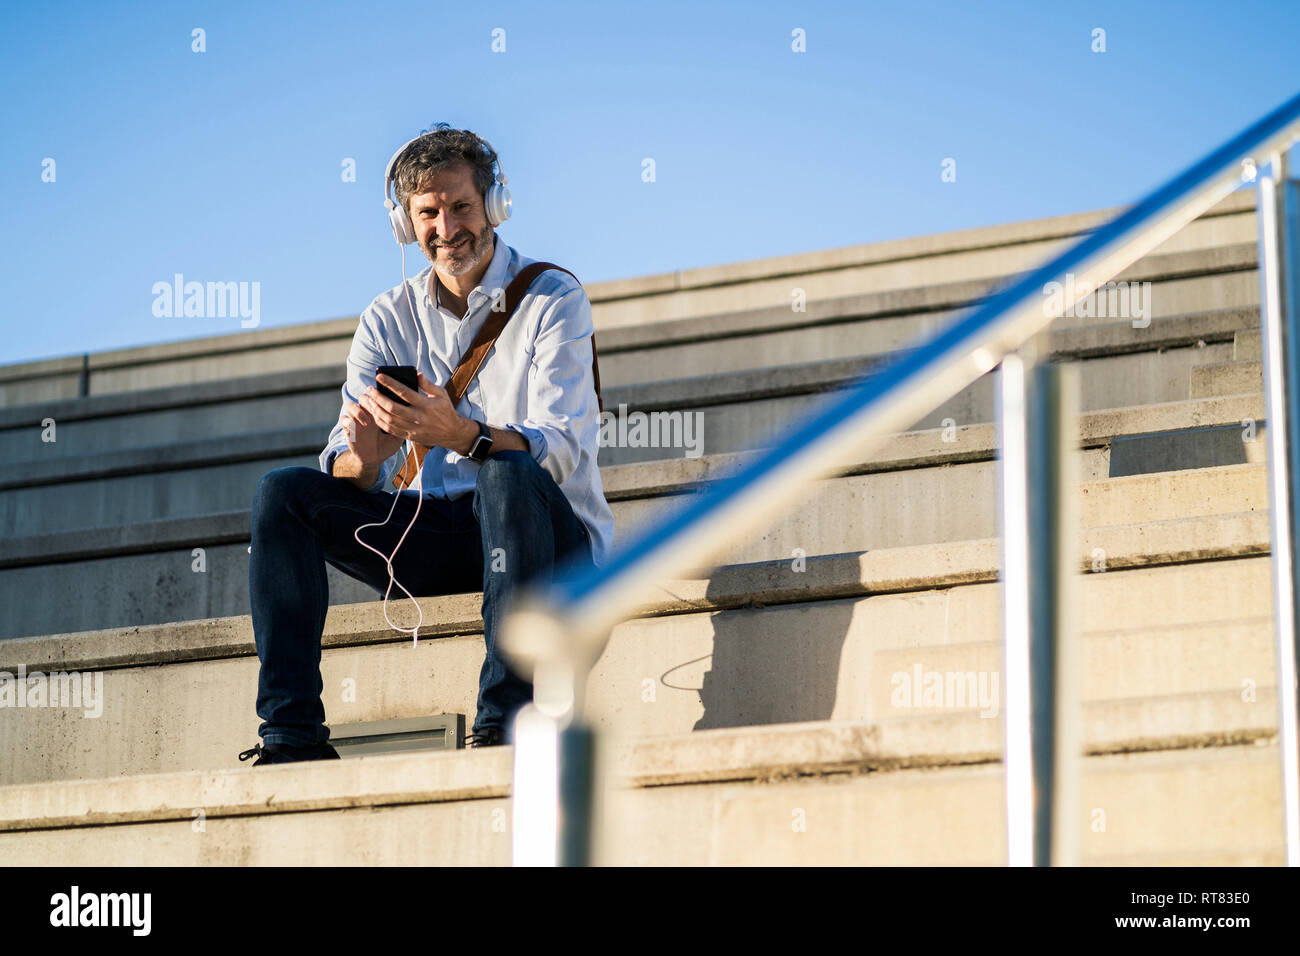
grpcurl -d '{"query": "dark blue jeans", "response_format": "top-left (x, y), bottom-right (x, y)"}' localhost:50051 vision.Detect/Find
top-left (248, 450), bottom-right (595, 748)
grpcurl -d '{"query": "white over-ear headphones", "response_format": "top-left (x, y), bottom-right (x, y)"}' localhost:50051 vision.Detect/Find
top-left (382, 134), bottom-right (512, 244)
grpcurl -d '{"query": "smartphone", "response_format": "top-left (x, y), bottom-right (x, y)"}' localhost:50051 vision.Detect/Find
top-left (375, 365), bottom-right (418, 406)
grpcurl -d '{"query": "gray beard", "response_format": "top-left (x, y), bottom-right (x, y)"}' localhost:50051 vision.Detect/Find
top-left (425, 224), bottom-right (493, 277)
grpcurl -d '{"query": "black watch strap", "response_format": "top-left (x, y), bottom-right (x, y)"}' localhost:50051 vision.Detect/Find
top-left (467, 419), bottom-right (493, 462)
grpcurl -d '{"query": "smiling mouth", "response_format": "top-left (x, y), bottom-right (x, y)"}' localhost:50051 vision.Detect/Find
top-left (440, 238), bottom-right (468, 252)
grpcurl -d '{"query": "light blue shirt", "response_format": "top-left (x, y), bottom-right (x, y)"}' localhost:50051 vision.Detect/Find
top-left (319, 233), bottom-right (615, 566)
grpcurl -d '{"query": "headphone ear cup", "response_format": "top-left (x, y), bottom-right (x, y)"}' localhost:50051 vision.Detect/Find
top-left (388, 203), bottom-right (416, 244)
top-left (485, 183), bottom-right (512, 226)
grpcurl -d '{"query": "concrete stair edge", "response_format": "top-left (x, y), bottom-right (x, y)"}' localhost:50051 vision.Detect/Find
top-left (0, 701), bottom-right (1276, 834)
top-left (0, 384), bottom-right (1267, 498)
top-left (0, 410), bottom-right (1270, 569)
top-left (0, 505), bottom-right (1274, 673)
top-left (0, 304), bottom-right (1261, 430)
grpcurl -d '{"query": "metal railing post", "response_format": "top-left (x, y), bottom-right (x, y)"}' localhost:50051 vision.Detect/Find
top-left (1256, 149), bottom-right (1300, 866)
top-left (511, 704), bottom-right (561, 866)
top-left (510, 647), bottom-right (601, 866)
top-left (999, 348), bottom-right (1081, 867)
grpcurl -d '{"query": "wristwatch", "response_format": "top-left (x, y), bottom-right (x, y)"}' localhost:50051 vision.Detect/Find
top-left (466, 419), bottom-right (494, 463)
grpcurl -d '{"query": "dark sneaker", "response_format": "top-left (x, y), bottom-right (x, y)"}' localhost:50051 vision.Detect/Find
top-left (238, 741), bottom-right (340, 766)
top-left (461, 727), bottom-right (506, 748)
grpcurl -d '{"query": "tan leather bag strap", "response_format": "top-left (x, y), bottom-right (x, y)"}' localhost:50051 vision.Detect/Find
top-left (393, 262), bottom-right (603, 490)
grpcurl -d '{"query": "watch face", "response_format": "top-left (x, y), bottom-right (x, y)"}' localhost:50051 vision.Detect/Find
top-left (470, 422), bottom-right (493, 461)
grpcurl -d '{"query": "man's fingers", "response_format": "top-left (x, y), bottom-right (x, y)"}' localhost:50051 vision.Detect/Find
top-left (368, 406), bottom-right (393, 434)
top-left (341, 405), bottom-right (361, 445)
top-left (373, 372), bottom-right (445, 407)
top-left (362, 389), bottom-right (392, 420)
top-left (362, 393), bottom-right (407, 436)
top-left (354, 399), bottom-right (398, 440)
top-left (367, 382), bottom-right (415, 419)
top-left (346, 402), bottom-right (373, 428)
top-left (375, 373), bottom-right (419, 404)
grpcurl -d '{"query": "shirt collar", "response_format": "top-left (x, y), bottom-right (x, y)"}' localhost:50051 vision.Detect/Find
top-left (423, 231), bottom-right (508, 316)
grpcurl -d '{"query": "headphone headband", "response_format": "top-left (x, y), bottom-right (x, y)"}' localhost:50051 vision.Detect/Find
top-left (382, 139), bottom-right (413, 211)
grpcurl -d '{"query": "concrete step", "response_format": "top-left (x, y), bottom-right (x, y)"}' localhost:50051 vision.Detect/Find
top-left (1190, 359), bottom-right (1263, 399)
top-left (1235, 328), bottom-right (1262, 361)
top-left (593, 551), bottom-right (1275, 738)
top-left (0, 305), bottom-right (1259, 475)
top-left (1, 390), bottom-right (1266, 539)
top-left (600, 333), bottom-right (1244, 464)
top-left (870, 617), bottom-right (1273, 717)
top-left (0, 318), bottom-right (1264, 537)
top-left (613, 459), bottom-right (1271, 563)
top-left (0, 421), bottom-right (1268, 637)
top-left (587, 191), bottom-right (1256, 333)
top-left (0, 394), bottom-right (1268, 543)
top-left (0, 508), bottom-right (1274, 784)
top-left (609, 733), bottom-right (1283, 866)
top-left (0, 192), bottom-right (1257, 408)
top-left (0, 717), bottom-right (1280, 864)
top-left (597, 248), bottom-right (1259, 388)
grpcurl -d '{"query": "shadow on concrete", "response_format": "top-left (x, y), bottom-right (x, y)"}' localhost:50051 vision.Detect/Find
top-left (662, 555), bottom-right (862, 732)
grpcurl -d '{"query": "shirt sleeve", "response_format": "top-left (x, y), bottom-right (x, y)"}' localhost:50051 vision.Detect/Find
top-left (499, 281), bottom-right (598, 487)
top-left (319, 306), bottom-right (406, 492)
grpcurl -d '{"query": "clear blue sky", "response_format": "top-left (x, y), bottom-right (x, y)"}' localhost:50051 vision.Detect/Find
top-left (2, 0), bottom-right (1298, 367)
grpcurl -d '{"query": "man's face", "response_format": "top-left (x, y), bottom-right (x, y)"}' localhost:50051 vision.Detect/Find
top-left (407, 162), bottom-right (494, 278)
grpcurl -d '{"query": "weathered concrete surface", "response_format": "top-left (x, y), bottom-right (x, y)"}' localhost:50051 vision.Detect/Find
top-left (1190, 359), bottom-right (1263, 399)
top-left (0, 392), bottom-right (1267, 538)
top-left (1235, 328), bottom-right (1262, 361)
top-left (0, 528), bottom-right (1273, 782)
top-left (0, 368), bottom-right (1263, 546)
top-left (0, 460), bottom-right (1270, 638)
top-left (0, 301), bottom-right (1259, 476)
top-left (608, 742), bottom-right (1280, 866)
top-left (0, 719), bottom-right (1279, 865)
top-left (0, 541), bottom-right (378, 641)
top-left (596, 263), bottom-right (1258, 387)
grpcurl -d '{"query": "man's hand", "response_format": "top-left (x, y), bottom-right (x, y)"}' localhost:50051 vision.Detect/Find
top-left (360, 372), bottom-right (476, 452)
top-left (341, 394), bottom-right (405, 466)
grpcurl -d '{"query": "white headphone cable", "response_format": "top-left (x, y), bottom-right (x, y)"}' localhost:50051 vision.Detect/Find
top-left (352, 240), bottom-right (429, 647)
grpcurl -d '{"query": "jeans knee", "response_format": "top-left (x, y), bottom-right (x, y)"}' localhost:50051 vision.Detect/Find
top-left (473, 452), bottom-right (545, 529)
top-left (474, 450), bottom-right (540, 495)
top-left (253, 466), bottom-right (318, 516)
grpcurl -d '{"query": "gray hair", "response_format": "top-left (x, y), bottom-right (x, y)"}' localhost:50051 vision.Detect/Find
top-left (391, 123), bottom-right (499, 213)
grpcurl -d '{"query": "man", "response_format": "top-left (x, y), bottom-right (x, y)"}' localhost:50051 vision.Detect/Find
top-left (239, 124), bottom-right (614, 765)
